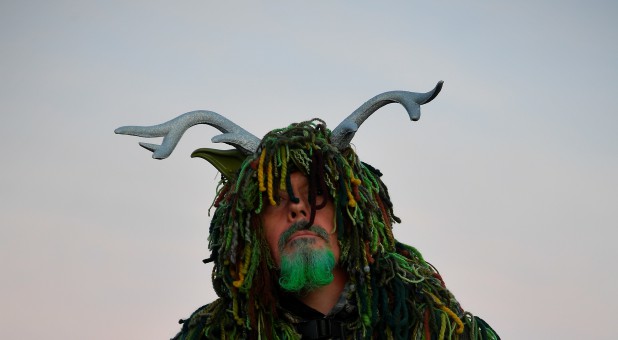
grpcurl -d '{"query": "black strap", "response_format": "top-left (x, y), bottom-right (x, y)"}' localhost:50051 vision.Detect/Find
top-left (296, 318), bottom-right (346, 339)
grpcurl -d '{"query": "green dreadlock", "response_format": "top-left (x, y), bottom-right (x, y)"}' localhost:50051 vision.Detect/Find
top-left (174, 120), bottom-right (499, 340)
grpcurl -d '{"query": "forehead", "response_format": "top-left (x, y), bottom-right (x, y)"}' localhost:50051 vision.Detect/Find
top-left (289, 172), bottom-right (308, 185)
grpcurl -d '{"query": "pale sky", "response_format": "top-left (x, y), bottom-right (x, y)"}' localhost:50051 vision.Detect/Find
top-left (1, 1), bottom-right (617, 339)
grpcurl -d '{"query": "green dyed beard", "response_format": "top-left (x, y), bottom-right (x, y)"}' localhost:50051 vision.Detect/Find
top-left (278, 234), bottom-right (335, 292)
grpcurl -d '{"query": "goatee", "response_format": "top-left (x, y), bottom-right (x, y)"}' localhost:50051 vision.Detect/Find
top-left (277, 221), bottom-right (335, 292)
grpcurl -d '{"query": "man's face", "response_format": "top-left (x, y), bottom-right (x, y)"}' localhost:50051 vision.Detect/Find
top-left (261, 172), bottom-right (340, 268)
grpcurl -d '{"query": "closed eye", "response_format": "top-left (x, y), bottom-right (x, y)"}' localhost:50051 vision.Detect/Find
top-left (278, 191), bottom-right (290, 202)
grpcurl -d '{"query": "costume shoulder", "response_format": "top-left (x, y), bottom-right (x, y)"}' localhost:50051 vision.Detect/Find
top-left (171, 299), bottom-right (237, 340)
top-left (394, 242), bottom-right (501, 339)
top-left (172, 298), bottom-right (301, 340)
top-left (471, 316), bottom-right (501, 340)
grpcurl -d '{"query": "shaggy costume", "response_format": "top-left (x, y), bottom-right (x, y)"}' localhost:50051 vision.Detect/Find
top-left (116, 83), bottom-right (499, 339)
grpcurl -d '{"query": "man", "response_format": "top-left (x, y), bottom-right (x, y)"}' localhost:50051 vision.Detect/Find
top-left (116, 82), bottom-right (499, 339)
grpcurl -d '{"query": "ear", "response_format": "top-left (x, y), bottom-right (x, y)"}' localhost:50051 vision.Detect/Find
top-left (191, 148), bottom-right (247, 180)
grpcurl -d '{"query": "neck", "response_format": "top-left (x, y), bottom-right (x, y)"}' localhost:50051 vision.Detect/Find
top-left (297, 266), bottom-right (347, 315)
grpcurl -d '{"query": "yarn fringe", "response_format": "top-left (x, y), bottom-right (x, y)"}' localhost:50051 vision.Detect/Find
top-left (173, 120), bottom-right (499, 339)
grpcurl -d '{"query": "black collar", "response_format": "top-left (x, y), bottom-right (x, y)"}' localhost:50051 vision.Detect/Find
top-left (278, 293), bottom-right (356, 339)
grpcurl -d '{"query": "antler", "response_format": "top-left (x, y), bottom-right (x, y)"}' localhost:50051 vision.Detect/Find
top-left (114, 111), bottom-right (260, 159)
top-left (331, 81), bottom-right (443, 149)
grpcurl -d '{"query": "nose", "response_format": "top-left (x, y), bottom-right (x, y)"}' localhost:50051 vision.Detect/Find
top-left (288, 197), bottom-right (308, 221)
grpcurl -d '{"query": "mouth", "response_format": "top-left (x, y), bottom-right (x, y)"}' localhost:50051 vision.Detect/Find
top-left (287, 231), bottom-right (320, 243)
top-left (278, 221), bottom-right (330, 252)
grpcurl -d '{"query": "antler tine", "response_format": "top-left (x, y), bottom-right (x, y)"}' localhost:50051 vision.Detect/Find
top-left (115, 111), bottom-right (260, 159)
top-left (331, 81), bottom-right (443, 149)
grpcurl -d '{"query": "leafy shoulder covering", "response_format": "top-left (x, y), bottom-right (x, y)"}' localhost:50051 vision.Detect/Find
top-left (171, 298), bottom-right (300, 340)
top-left (172, 299), bottom-right (230, 340)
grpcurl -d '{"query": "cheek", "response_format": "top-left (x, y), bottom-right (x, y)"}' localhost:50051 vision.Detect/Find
top-left (269, 238), bottom-right (281, 265)
top-left (329, 234), bottom-right (341, 261)
top-left (263, 224), bottom-right (284, 265)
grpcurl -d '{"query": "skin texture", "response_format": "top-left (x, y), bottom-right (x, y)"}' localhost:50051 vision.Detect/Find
top-left (262, 172), bottom-right (340, 266)
top-left (261, 172), bottom-right (347, 314)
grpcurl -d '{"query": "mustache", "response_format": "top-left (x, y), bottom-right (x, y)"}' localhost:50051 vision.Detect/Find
top-left (278, 220), bottom-right (330, 252)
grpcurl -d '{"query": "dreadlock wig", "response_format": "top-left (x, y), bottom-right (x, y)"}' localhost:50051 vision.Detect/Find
top-left (115, 82), bottom-right (499, 339)
top-left (172, 120), bottom-right (499, 339)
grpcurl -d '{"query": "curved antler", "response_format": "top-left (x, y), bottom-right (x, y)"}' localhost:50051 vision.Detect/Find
top-left (114, 111), bottom-right (260, 159)
top-left (331, 81), bottom-right (443, 149)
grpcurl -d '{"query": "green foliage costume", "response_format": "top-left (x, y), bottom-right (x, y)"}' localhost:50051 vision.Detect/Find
top-left (116, 82), bottom-right (499, 339)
